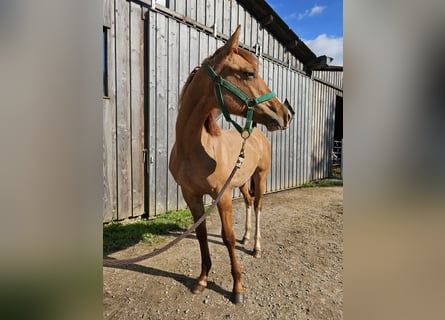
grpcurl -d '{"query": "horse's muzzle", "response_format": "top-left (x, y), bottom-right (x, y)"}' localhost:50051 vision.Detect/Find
top-left (284, 98), bottom-right (295, 126)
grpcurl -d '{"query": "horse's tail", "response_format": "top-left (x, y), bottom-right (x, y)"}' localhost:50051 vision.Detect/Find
top-left (249, 178), bottom-right (255, 197)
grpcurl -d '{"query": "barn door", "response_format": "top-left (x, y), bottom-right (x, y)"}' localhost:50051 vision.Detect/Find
top-left (143, 9), bottom-right (190, 218)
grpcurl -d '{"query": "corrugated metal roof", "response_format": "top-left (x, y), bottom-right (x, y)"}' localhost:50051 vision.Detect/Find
top-left (237, 0), bottom-right (317, 65)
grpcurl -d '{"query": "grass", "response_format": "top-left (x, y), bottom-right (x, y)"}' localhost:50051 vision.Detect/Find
top-left (300, 179), bottom-right (343, 188)
top-left (103, 208), bottom-right (193, 254)
top-left (103, 179), bottom-right (342, 253)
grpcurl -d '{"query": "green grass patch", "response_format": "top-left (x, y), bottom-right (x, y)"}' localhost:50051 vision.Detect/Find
top-left (103, 208), bottom-right (193, 254)
top-left (300, 179), bottom-right (343, 188)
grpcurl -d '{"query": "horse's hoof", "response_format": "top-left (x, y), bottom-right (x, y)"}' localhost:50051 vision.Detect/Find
top-left (192, 283), bottom-right (206, 295)
top-left (232, 292), bottom-right (244, 304)
top-left (253, 249), bottom-right (261, 258)
top-left (242, 237), bottom-right (250, 245)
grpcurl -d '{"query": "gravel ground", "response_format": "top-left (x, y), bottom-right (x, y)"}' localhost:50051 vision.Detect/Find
top-left (103, 187), bottom-right (343, 319)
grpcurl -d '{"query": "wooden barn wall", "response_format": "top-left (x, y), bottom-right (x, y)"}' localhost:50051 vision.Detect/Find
top-left (312, 70), bottom-right (343, 90)
top-left (103, 0), bottom-right (146, 222)
top-left (310, 71), bottom-right (343, 181)
top-left (103, 0), bottom-right (341, 221)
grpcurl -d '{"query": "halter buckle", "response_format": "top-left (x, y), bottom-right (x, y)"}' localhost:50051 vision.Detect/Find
top-left (246, 98), bottom-right (256, 107)
top-left (214, 75), bottom-right (223, 85)
top-left (241, 130), bottom-right (251, 140)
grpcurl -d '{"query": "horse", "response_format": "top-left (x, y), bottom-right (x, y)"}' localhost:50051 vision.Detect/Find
top-left (169, 25), bottom-right (291, 304)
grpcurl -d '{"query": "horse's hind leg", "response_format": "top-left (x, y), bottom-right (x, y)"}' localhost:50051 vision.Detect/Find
top-left (181, 188), bottom-right (211, 295)
top-left (217, 191), bottom-right (244, 304)
top-left (239, 183), bottom-right (253, 246)
top-left (252, 172), bottom-right (267, 258)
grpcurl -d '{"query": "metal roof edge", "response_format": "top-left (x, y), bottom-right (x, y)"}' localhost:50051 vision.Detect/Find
top-left (236, 0), bottom-right (317, 65)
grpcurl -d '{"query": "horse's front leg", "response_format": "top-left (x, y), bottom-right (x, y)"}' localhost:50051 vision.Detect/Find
top-left (239, 183), bottom-right (253, 246)
top-left (182, 189), bottom-right (211, 295)
top-left (217, 191), bottom-right (244, 304)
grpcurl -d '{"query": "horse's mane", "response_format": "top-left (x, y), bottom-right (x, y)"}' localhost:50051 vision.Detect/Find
top-left (179, 57), bottom-right (222, 136)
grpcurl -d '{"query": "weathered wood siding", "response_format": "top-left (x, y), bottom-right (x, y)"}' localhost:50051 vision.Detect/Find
top-left (311, 70), bottom-right (343, 180)
top-left (103, 0), bottom-right (145, 222)
top-left (103, 0), bottom-right (343, 221)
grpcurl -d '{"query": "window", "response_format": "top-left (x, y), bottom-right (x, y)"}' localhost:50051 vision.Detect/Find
top-left (103, 26), bottom-right (109, 97)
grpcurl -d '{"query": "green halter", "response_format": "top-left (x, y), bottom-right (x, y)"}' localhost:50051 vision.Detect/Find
top-left (203, 63), bottom-right (276, 138)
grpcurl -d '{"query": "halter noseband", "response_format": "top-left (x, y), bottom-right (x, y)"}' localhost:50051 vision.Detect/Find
top-left (203, 63), bottom-right (276, 138)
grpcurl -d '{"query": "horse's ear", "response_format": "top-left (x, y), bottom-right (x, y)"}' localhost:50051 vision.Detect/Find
top-left (222, 25), bottom-right (241, 55)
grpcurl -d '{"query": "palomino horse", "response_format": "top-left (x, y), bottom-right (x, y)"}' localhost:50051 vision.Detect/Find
top-left (169, 25), bottom-right (291, 304)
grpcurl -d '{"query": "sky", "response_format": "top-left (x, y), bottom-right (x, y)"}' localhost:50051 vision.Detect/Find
top-left (265, 0), bottom-right (343, 66)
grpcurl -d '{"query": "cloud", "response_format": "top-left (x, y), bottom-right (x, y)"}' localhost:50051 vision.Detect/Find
top-left (309, 5), bottom-right (326, 17)
top-left (304, 34), bottom-right (343, 66)
top-left (287, 5), bottom-right (327, 20)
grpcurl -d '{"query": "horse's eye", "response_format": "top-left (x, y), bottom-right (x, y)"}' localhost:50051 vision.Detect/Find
top-left (245, 71), bottom-right (256, 79)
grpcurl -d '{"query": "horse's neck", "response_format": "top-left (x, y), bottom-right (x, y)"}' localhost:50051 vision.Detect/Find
top-left (175, 98), bottom-right (212, 155)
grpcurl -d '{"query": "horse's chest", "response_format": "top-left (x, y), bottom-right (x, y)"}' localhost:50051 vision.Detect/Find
top-left (171, 157), bottom-right (215, 190)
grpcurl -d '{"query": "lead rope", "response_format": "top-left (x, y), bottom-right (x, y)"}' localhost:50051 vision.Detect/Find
top-left (103, 141), bottom-right (247, 267)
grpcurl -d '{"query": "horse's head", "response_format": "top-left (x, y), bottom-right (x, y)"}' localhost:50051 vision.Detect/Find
top-left (205, 25), bottom-right (292, 131)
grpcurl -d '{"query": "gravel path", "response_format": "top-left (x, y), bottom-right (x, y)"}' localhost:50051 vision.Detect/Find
top-left (103, 187), bottom-right (343, 319)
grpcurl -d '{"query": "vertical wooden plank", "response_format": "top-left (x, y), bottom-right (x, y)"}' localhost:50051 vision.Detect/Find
top-left (176, 23), bottom-right (190, 210)
top-left (301, 75), bottom-right (307, 183)
top-left (103, 0), bottom-right (112, 27)
top-left (263, 59), bottom-right (272, 193)
top-left (291, 71), bottom-right (297, 187)
top-left (313, 83), bottom-right (321, 180)
top-left (272, 61), bottom-right (279, 191)
top-left (174, 0), bottom-right (186, 16)
top-left (312, 82), bottom-right (319, 180)
top-left (244, 11), bottom-right (252, 48)
top-left (214, 0), bottom-right (223, 34)
top-left (278, 65), bottom-right (285, 189)
top-left (283, 67), bottom-right (290, 188)
top-left (301, 76), bottom-right (307, 183)
top-left (196, 0), bottom-right (206, 25)
top-left (208, 33), bottom-right (217, 56)
top-left (299, 74), bottom-right (306, 185)
top-left (251, 17), bottom-right (258, 52)
top-left (130, 3), bottom-right (145, 217)
top-left (267, 33), bottom-right (275, 58)
top-left (295, 73), bottom-right (302, 186)
top-left (277, 42), bottom-right (282, 62)
top-left (274, 64), bottom-right (281, 190)
top-left (155, 14), bottom-right (168, 215)
top-left (115, 0), bottom-right (132, 220)
top-left (222, 0), bottom-right (231, 36)
top-left (189, 27), bottom-right (200, 67)
top-left (230, 0), bottom-right (238, 34)
top-left (167, 17), bottom-right (179, 211)
top-left (297, 73), bottom-right (303, 185)
top-left (103, 0), bottom-right (117, 222)
top-left (205, 0), bottom-right (214, 27)
top-left (320, 85), bottom-right (325, 179)
top-left (147, 10), bottom-right (157, 218)
top-left (237, 4), bottom-right (245, 44)
top-left (199, 31), bottom-right (208, 62)
top-left (262, 29), bottom-right (269, 57)
top-left (187, 0), bottom-right (197, 21)
top-left (305, 76), bottom-right (310, 183)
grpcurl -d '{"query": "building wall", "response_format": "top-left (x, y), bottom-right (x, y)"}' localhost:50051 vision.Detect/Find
top-left (102, 0), bottom-right (343, 222)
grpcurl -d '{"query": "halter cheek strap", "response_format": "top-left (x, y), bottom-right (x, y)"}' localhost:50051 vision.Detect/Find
top-left (203, 63), bottom-right (276, 138)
